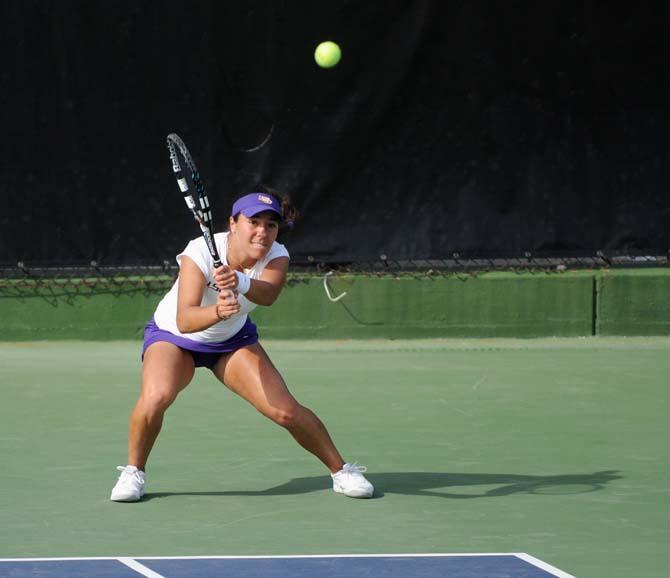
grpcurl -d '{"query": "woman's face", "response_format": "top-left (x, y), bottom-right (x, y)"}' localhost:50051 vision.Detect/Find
top-left (229, 211), bottom-right (279, 261)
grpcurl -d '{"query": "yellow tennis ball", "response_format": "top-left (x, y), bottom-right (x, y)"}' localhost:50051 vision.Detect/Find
top-left (314, 41), bottom-right (341, 68)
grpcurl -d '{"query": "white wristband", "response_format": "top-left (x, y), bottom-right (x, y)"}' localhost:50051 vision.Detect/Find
top-left (235, 271), bottom-right (251, 295)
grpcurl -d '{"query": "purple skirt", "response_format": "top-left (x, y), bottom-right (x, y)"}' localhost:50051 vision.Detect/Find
top-left (142, 317), bottom-right (259, 369)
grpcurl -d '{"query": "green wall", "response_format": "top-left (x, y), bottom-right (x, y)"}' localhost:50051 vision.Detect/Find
top-left (253, 271), bottom-right (594, 338)
top-left (596, 268), bottom-right (670, 335)
top-left (0, 280), bottom-right (165, 340)
top-left (1, 269), bottom-right (668, 340)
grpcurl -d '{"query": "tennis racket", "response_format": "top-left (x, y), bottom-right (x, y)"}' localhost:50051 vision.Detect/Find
top-left (166, 133), bottom-right (222, 268)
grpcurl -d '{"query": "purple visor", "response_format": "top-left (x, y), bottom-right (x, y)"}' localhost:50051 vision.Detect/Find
top-left (231, 193), bottom-right (281, 219)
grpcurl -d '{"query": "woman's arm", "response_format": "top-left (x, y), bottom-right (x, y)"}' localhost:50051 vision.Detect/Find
top-left (214, 256), bottom-right (289, 306)
top-left (247, 256), bottom-right (289, 305)
top-left (176, 256), bottom-right (240, 333)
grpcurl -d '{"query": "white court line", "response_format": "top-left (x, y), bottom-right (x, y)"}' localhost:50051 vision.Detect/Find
top-left (516, 553), bottom-right (577, 578)
top-left (136, 553), bottom-right (523, 560)
top-left (118, 558), bottom-right (168, 578)
top-left (0, 552), bottom-right (577, 577)
top-left (0, 553), bottom-right (528, 561)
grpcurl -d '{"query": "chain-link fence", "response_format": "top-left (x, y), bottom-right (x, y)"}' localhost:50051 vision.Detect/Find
top-left (1, 252), bottom-right (668, 298)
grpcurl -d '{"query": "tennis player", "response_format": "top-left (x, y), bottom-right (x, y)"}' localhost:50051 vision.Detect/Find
top-left (110, 190), bottom-right (373, 501)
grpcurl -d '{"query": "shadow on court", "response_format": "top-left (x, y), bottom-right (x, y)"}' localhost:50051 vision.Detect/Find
top-left (143, 470), bottom-right (621, 501)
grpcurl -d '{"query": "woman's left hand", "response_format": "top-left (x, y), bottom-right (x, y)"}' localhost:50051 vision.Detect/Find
top-left (213, 265), bottom-right (238, 292)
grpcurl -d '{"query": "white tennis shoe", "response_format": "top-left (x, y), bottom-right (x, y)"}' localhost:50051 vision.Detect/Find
top-left (331, 462), bottom-right (374, 498)
top-left (110, 465), bottom-right (145, 502)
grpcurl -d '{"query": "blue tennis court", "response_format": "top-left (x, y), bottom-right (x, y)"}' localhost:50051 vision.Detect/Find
top-left (0, 554), bottom-right (575, 578)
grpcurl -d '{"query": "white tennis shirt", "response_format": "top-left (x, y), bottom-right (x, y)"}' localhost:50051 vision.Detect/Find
top-left (153, 232), bottom-right (289, 342)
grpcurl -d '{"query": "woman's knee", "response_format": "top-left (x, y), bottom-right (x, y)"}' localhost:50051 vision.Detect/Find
top-left (267, 401), bottom-right (302, 429)
top-left (138, 386), bottom-right (180, 417)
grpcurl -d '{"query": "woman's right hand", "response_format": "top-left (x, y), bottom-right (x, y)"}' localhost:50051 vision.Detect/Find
top-left (215, 289), bottom-right (240, 321)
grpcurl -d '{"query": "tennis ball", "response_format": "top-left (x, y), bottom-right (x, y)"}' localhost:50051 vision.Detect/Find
top-left (314, 41), bottom-right (341, 68)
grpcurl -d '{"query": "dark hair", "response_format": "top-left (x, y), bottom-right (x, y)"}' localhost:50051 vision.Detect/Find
top-left (231, 184), bottom-right (299, 234)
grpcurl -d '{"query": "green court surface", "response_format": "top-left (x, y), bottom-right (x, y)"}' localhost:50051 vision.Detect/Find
top-left (1, 338), bottom-right (669, 578)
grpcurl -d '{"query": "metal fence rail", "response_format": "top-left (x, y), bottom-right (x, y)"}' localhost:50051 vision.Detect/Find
top-left (1, 252), bottom-right (668, 296)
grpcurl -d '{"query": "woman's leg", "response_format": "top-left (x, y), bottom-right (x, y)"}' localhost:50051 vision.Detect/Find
top-left (212, 342), bottom-right (345, 473)
top-left (127, 342), bottom-right (195, 469)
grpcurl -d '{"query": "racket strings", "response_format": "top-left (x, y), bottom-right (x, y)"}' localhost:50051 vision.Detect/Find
top-left (167, 133), bottom-right (223, 269)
